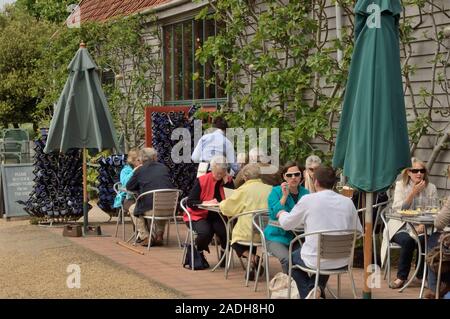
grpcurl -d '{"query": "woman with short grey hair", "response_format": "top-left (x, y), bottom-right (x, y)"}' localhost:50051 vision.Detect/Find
top-left (241, 163), bottom-right (260, 180)
top-left (220, 163), bottom-right (272, 280)
top-left (210, 155), bottom-right (229, 171)
top-left (185, 154), bottom-right (235, 268)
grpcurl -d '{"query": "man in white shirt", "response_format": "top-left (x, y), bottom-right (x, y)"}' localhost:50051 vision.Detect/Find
top-left (191, 116), bottom-right (237, 175)
top-left (277, 166), bottom-right (362, 298)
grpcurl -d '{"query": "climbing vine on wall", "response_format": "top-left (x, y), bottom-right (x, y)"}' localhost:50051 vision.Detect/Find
top-left (195, 0), bottom-right (450, 172)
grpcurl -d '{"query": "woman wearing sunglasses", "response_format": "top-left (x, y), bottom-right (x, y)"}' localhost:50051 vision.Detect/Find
top-left (381, 158), bottom-right (437, 289)
top-left (265, 161), bottom-right (309, 273)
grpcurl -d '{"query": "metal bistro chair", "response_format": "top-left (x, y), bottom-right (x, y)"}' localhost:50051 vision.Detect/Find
top-left (372, 199), bottom-right (392, 267)
top-left (136, 189), bottom-right (182, 250)
top-left (287, 228), bottom-right (362, 299)
top-left (0, 138), bottom-right (23, 163)
top-left (113, 182), bottom-right (136, 241)
top-left (224, 209), bottom-right (268, 287)
top-left (3, 128), bottom-right (30, 161)
top-left (3, 128), bottom-right (29, 141)
top-left (252, 210), bottom-right (272, 297)
top-left (253, 214), bottom-right (305, 297)
top-left (380, 207), bottom-right (407, 284)
top-left (181, 197), bottom-right (197, 271)
top-left (113, 182), bottom-right (125, 239)
top-left (180, 197), bottom-right (221, 271)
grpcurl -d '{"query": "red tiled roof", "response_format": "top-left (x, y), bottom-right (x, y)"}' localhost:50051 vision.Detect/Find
top-left (74, 0), bottom-right (174, 23)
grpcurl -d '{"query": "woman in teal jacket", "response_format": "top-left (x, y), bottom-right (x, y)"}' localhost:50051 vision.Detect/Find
top-left (264, 161), bottom-right (309, 273)
top-left (113, 149), bottom-right (141, 212)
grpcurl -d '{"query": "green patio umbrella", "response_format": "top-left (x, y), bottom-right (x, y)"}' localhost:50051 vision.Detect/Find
top-left (44, 43), bottom-right (119, 234)
top-left (332, 0), bottom-right (411, 298)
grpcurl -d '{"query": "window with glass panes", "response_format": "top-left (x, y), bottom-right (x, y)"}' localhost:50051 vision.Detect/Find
top-left (163, 19), bottom-right (225, 105)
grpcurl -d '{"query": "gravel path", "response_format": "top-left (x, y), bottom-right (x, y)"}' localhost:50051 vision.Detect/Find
top-left (0, 219), bottom-right (185, 298)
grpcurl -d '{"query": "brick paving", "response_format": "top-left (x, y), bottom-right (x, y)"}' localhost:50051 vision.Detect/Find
top-left (45, 212), bottom-right (421, 299)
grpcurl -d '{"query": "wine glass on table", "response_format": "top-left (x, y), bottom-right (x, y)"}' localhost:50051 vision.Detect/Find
top-left (415, 196), bottom-right (424, 213)
top-left (424, 196), bottom-right (433, 214)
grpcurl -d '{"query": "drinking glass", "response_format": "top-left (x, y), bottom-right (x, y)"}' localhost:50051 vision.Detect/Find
top-left (424, 196), bottom-right (433, 212)
top-left (415, 196), bottom-right (424, 212)
top-left (430, 198), bottom-right (440, 213)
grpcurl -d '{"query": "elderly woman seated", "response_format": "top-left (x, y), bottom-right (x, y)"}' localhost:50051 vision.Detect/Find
top-left (113, 149), bottom-right (141, 214)
top-left (185, 155), bottom-right (235, 268)
top-left (220, 163), bottom-right (273, 280)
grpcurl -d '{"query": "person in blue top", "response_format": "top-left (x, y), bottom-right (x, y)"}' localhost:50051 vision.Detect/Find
top-left (113, 149), bottom-right (141, 213)
top-left (191, 116), bottom-right (239, 176)
top-left (264, 161), bottom-right (309, 273)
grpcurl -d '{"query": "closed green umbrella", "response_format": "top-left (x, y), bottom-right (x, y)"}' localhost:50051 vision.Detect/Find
top-left (44, 43), bottom-right (119, 234)
top-left (332, 0), bottom-right (411, 298)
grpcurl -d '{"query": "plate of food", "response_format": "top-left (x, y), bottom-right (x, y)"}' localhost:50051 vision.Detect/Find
top-left (399, 209), bottom-right (420, 216)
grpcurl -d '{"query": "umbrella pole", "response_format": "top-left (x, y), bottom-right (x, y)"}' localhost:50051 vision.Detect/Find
top-left (83, 148), bottom-right (88, 234)
top-left (363, 192), bottom-right (373, 299)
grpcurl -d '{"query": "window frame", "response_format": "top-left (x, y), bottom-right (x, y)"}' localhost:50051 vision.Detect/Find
top-left (162, 17), bottom-right (227, 108)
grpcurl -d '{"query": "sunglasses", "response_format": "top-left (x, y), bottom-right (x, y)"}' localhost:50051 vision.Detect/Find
top-left (409, 168), bottom-right (426, 174)
top-left (285, 172), bottom-right (302, 178)
top-left (308, 167), bottom-right (316, 172)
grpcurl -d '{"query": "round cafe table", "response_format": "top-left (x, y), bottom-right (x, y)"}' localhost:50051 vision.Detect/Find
top-left (385, 210), bottom-right (436, 298)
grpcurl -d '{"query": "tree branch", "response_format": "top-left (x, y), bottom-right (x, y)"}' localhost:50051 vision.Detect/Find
top-left (427, 130), bottom-right (450, 171)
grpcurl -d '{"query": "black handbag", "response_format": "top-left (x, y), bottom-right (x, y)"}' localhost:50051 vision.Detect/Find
top-left (183, 244), bottom-right (208, 270)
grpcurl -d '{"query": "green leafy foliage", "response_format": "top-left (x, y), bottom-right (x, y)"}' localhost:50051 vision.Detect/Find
top-left (2, 0), bottom-right (449, 171)
top-left (87, 150), bottom-right (111, 200)
top-left (0, 7), bottom-right (55, 127)
top-left (16, 0), bottom-right (75, 23)
top-left (196, 0), bottom-right (354, 163)
top-left (0, 2), bottom-right (161, 149)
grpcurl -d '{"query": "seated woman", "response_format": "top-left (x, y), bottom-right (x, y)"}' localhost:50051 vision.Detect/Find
top-left (425, 174), bottom-right (450, 298)
top-left (185, 155), bottom-right (235, 268)
top-left (381, 158), bottom-right (437, 289)
top-left (303, 155), bottom-right (321, 193)
top-left (264, 161), bottom-right (309, 273)
top-left (113, 149), bottom-right (141, 213)
top-left (220, 164), bottom-right (273, 280)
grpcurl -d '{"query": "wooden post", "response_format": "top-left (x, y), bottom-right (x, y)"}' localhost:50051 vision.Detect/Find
top-left (82, 147), bottom-right (88, 234)
top-left (363, 192), bottom-right (373, 299)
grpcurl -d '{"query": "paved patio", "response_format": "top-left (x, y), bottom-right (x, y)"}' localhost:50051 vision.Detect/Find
top-left (44, 206), bottom-right (421, 299)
